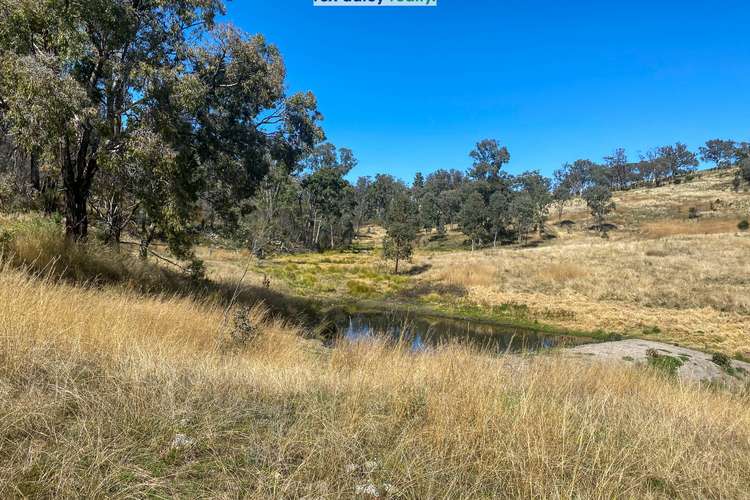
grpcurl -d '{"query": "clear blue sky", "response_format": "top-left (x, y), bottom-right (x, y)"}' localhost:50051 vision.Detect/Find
top-left (224, 0), bottom-right (750, 182)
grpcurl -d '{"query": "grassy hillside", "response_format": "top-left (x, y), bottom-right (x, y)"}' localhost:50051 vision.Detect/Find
top-left (419, 168), bottom-right (750, 356)
top-left (422, 233), bottom-right (750, 356)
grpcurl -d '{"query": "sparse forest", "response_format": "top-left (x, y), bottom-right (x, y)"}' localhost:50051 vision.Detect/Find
top-left (0, 0), bottom-right (748, 266)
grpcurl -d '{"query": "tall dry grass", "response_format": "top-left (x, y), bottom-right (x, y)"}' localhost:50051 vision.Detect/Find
top-left (425, 233), bottom-right (750, 356)
top-left (641, 218), bottom-right (744, 239)
top-left (0, 215), bottom-right (326, 327)
top-left (0, 214), bottom-right (184, 290)
top-left (1, 266), bottom-right (750, 497)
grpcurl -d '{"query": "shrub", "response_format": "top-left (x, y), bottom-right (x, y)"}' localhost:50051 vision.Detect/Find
top-left (0, 227), bottom-right (12, 253)
top-left (186, 258), bottom-right (207, 282)
top-left (687, 207), bottom-right (699, 219)
top-left (738, 220), bottom-right (749, 231)
top-left (646, 349), bottom-right (683, 376)
top-left (711, 352), bottom-right (731, 369)
top-left (642, 325), bottom-right (661, 335)
top-left (229, 306), bottom-right (261, 347)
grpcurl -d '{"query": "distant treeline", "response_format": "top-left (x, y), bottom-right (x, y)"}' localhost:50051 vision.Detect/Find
top-left (0, 1), bottom-right (749, 265)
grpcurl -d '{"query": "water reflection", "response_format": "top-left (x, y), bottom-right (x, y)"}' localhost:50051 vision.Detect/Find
top-left (334, 311), bottom-right (594, 353)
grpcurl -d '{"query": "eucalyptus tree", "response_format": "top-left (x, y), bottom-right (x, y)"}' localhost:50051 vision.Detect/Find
top-left (638, 149), bottom-right (670, 186)
top-left (734, 145), bottom-right (750, 188)
top-left (240, 163), bottom-right (301, 257)
top-left (583, 185), bottom-right (615, 235)
top-left (700, 139), bottom-right (738, 169)
top-left (468, 139), bottom-right (510, 182)
top-left (458, 191), bottom-right (489, 251)
top-left (301, 143), bottom-right (356, 249)
top-left (383, 190), bottom-right (419, 273)
top-left (370, 174), bottom-right (405, 223)
top-left (352, 176), bottom-right (374, 237)
top-left (551, 164), bottom-right (573, 220)
top-left (603, 148), bottom-right (633, 190)
top-left (566, 159), bottom-right (597, 195)
top-left (509, 192), bottom-right (536, 243)
top-left (0, 0), bottom-right (322, 258)
top-left (184, 28), bottom-right (323, 237)
top-left (421, 169), bottom-right (465, 232)
top-left (657, 143), bottom-right (698, 178)
top-left (412, 172), bottom-right (425, 194)
top-left (515, 170), bottom-right (551, 236)
top-left (0, 0), bottom-right (222, 240)
top-left (418, 189), bottom-right (441, 232)
top-left (487, 189), bottom-right (512, 247)
top-left (438, 189), bottom-right (464, 229)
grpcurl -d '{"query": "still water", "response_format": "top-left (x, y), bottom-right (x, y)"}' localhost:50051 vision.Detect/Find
top-left (329, 310), bottom-right (595, 353)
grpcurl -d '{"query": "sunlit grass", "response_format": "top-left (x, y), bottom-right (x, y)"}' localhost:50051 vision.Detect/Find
top-left (2, 167), bottom-right (750, 496)
top-left (1, 265), bottom-right (749, 497)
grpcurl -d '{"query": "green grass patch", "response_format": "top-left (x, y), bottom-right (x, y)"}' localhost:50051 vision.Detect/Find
top-left (646, 349), bottom-right (684, 376)
top-left (346, 280), bottom-right (374, 297)
top-left (642, 325), bottom-right (661, 336)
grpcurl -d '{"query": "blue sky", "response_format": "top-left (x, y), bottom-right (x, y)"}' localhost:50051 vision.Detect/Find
top-left (224, 0), bottom-right (750, 182)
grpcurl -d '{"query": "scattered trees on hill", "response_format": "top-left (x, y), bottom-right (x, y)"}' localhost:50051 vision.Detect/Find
top-left (637, 143), bottom-right (698, 187)
top-left (0, 0), bottom-right (746, 263)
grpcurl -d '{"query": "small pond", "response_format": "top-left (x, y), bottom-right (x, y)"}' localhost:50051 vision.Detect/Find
top-left (327, 309), bottom-right (596, 353)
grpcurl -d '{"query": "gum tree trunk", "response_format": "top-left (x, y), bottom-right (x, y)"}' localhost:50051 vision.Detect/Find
top-left (61, 131), bottom-right (97, 241)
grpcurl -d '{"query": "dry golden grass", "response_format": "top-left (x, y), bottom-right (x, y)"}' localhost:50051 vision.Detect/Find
top-left (4, 169), bottom-right (750, 496)
top-left (0, 214), bottom-right (185, 290)
top-left (534, 261), bottom-right (589, 285)
top-left (640, 218), bottom-right (744, 239)
top-left (1, 266), bottom-right (750, 497)
top-left (416, 170), bottom-right (750, 356)
top-left (560, 168), bottom-right (750, 236)
top-left (424, 233), bottom-right (750, 356)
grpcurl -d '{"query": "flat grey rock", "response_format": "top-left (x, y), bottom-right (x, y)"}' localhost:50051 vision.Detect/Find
top-left (567, 339), bottom-right (750, 385)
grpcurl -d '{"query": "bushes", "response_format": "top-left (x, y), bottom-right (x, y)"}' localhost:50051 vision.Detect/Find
top-left (228, 305), bottom-right (262, 347)
top-left (738, 220), bottom-right (749, 231)
top-left (712, 352), bottom-right (731, 369)
top-left (646, 348), bottom-right (683, 376)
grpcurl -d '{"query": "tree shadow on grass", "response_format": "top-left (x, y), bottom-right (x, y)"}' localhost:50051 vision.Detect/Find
top-left (403, 263), bottom-right (432, 276)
